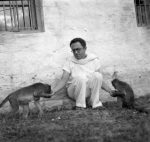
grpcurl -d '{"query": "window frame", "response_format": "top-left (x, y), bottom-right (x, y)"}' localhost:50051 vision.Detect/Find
top-left (134, 0), bottom-right (150, 27)
top-left (0, 0), bottom-right (45, 32)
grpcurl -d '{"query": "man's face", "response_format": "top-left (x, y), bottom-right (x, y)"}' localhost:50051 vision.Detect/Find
top-left (70, 42), bottom-right (86, 60)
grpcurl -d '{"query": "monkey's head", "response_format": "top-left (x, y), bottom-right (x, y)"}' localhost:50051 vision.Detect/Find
top-left (111, 79), bottom-right (125, 98)
top-left (111, 78), bottom-right (119, 89)
top-left (44, 84), bottom-right (52, 94)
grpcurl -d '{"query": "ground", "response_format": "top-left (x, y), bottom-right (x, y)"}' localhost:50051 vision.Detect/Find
top-left (0, 96), bottom-right (150, 142)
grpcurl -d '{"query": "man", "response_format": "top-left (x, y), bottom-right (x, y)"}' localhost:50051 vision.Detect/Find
top-left (52, 38), bottom-right (114, 110)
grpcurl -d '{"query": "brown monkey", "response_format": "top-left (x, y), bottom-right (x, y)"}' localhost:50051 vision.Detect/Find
top-left (111, 78), bottom-right (150, 113)
top-left (0, 83), bottom-right (52, 118)
top-left (111, 78), bottom-right (135, 109)
top-left (111, 71), bottom-right (150, 113)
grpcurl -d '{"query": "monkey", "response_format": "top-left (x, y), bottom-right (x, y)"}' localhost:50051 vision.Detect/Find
top-left (0, 83), bottom-right (52, 118)
top-left (111, 78), bottom-right (150, 113)
top-left (111, 78), bottom-right (134, 109)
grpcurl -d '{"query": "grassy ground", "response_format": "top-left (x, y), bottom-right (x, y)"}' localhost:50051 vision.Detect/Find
top-left (0, 97), bottom-right (150, 142)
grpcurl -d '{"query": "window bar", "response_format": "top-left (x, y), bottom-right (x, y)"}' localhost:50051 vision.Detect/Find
top-left (135, 0), bottom-right (139, 25)
top-left (9, 0), bottom-right (14, 30)
top-left (137, 0), bottom-right (141, 26)
top-left (148, 1), bottom-right (150, 25)
top-left (141, 0), bottom-right (146, 25)
top-left (15, 0), bottom-right (20, 30)
top-left (143, 0), bottom-right (148, 25)
top-left (2, 0), bottom-right (7, 31)
top-left (27, 0), bottom-right (33, 29)
top-left (148, 4), bottom-right (150, 24)
top-left (12, 1), bottom-right (17, 30)
top-left (139, 0), bottom-right (143, 26)
top-left (141, 2), bottom-right (144, 25)
top-left (143, 0), bottom-right (148, 24)
top-left (21, 0), bottom-right (26, 29)
top-left (32, 0), bottom-right (37, 29)
top-left (134, 0), bottom-right (139, 26)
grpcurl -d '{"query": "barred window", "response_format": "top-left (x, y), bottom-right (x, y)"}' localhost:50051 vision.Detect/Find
top-left (0, 0), bottom-right (44, 32)
top-left (134, 0), bottom-right (150, 26)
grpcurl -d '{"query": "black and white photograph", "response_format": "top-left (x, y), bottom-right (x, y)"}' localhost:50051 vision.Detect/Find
top-left (0, 0), bottom-right (150, 142)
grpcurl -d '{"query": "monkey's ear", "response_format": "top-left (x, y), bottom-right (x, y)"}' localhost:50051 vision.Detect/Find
top-left (112, 71), bottom-right (119, 79)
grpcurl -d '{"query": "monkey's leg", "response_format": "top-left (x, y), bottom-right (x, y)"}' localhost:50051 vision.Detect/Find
top-left (22, 104), bottom-right (30, 118)
top-left (117, 97), bottom-right (123, 108)
top-left (34, 101), bottom-right (43, 117)
top-left (9, 99), bottom-right (19, 116)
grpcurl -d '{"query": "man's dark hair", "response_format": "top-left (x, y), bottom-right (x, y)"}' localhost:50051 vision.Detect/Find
top-left (70, 38), bottom-right (86, 48)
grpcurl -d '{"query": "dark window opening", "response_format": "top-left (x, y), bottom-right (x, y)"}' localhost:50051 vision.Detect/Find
top-left (134, 0), bottom-right (150, 27)
top-left (0, 0), bottom-right (44, 32)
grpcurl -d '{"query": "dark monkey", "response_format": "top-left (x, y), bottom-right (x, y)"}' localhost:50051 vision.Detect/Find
top-left (111, 78), bottom-right (134, 109)
top-left (111, 78), bottom-right (150, 113)
top-left (0, 83), bottom-right (52, 118)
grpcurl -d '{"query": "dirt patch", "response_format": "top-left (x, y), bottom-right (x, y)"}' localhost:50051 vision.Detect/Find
top-left (0, 97), bottom-right (150, 142)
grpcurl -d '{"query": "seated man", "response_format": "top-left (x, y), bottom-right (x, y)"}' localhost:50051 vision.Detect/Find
top-left (52, 37), bottom-right (114, 109)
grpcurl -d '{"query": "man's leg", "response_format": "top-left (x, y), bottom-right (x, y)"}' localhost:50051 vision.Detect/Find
top-left (88, 72), bottom-right (103, 108)
top-left (67, 76), bottom-right (87, 108)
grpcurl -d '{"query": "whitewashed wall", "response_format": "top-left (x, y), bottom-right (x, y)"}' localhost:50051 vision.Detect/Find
top-left (0, 0), bottom-right (150, 105)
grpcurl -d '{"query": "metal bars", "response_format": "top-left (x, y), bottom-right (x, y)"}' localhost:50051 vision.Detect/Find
top-left (2, 0), bottom-right (7, 30)
top-left (0, 0), bottom-right (37, 31)
top-left (9, 0), bottom-right (14, 29)
top-left (134, 0), bottom-right (150, 26)
top-left (27, 0), bottom-right (32, 29)
top-left (21, 0), bottom-right (25, 28)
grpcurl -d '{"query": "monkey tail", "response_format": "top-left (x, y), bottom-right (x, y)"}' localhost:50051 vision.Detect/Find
top-left (134, 104), bottom-right (150, 113)
top-left (0, 95), bottom-right (9, 108)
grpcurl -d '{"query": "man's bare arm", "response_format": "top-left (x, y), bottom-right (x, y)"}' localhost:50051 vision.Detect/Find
top-left (96, 67), bottom-right (115, 95)
top-left (101, 81), bottom-right (116, 96)
top-left (52, 70), bottom-right (70, 95)
top-left (101, 81), bottom-right (111, 93)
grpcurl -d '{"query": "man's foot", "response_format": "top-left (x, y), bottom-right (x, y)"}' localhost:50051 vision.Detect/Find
top-left (93, 106), bottom-right (106, 110)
